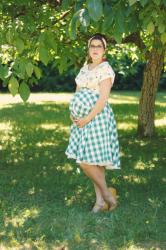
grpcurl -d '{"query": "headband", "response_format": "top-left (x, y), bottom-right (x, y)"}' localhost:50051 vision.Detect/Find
top-left (88, 36), bottom-right (107, 49)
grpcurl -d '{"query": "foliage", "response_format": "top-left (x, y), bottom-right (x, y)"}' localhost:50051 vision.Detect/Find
top-left (0, 0), bottom-right (166, 101)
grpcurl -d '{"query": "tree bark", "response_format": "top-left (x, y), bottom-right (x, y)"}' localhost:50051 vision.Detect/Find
top-left (137, 47), bottom-right (165, 137)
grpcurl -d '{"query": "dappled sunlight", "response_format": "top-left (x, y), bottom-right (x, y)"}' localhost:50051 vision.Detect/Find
top-left (118, 122), bottom-right (136, 130)
top-left (36, 141), bottom-right (56, 147)
top-left (56, 163), bottom-right (74, 173)
top-left (0, 240), bottom-right (163, 250)
top-left (39, 123), bottom-right (69, 132)
top-left (109, 94), bottom-right (139, 104)
top-left (40, 123), bottom-right (59, 130)
top-left (123, 174), bottom-right (147, 184)
top-left (0, 93), bottom-right (72, 105)
top-left (0, 92), bottom-right (165, 107)
top-left (0, 104), bottom-right (13, 110)
top-left (162, 177), bottom-right (166, 183)
top-left (4, 207), bottom-right (39, 228)
top-left (139, 140), bottom-right (149, 146)
top-left (0, 122), bottom-right (13, 131)
top-left (155, 101), bottom-right (166, 107)
top-left (35, 140), bottom-right (65, 148)
top-left (155, 118), bottom-right (166, 127)
top-left (134, 160), bottom-right (156, 170)
top-left (148, 197), bottom-right (162, 209)
top-left (134, 160), bottom-right (146, 170)
top-left (0, 240), bottom-right (68, 250)
top-left (0, 92), bottom-right (165, 248)
top-left (123, 242), bottom-right (163, 250)
top-left (65, 185), bottom-right (84, 206)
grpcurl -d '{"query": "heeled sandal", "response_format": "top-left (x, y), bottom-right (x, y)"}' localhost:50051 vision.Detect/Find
top-left (106, 187), bottom-right (118, 211)
top-left (91, 187), bottom-right (118, 213)
top-left (91, 202), bottom-right (108, 213)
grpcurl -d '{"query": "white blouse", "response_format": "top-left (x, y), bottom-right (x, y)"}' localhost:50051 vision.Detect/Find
top-left (75, 61), bottom-right (115, 93)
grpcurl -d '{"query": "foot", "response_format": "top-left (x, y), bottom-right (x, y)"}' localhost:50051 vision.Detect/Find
top-left (91, 187), bottom-right (118, 213)
top-left (91, 202), bottom-right (108, 213)
top-left (103, 189), bottom-right (117, 211)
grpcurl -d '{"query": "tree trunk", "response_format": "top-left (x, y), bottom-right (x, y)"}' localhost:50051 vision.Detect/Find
top-left (137, 47), bottom-right (165, 138)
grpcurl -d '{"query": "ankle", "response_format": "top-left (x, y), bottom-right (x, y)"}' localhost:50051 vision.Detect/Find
top-left (96, 200), bottom-right (105, 206)
top-left (103, 192), bottom-right (116, 205)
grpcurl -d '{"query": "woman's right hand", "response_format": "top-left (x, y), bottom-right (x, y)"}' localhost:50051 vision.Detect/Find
top-left (70, 114), bottom-right (78, 123)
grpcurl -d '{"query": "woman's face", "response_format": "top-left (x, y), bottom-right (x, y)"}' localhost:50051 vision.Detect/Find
top-left (88, 39), bottom-right (105, 61)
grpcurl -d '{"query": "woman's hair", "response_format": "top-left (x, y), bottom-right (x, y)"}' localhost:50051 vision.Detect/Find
top-left (85, 33), bottom-right (108, 65)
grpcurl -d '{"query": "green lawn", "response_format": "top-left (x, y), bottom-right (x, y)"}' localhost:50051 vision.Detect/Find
top-left (0, 91), bottom-right (165, 250)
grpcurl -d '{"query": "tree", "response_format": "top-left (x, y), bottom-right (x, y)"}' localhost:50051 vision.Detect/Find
top-left (0, 0), bottom-right (166, 137)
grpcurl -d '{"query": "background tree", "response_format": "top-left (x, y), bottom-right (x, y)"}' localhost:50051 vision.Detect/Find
top-left (0, 0), bottom-right (166, 137)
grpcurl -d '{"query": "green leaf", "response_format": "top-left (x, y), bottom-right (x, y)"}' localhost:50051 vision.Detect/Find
top-left (147, 22), bottom-right (155, 34)
top-left (153, 0), bottom-right (161, 5)
top-left (114, 32), bottom-right (123, 44)
top-left (58, 55), bottom-right (68, 74)
top-left (6, 30), bottom-right (14, 44)
top-left (39, 47), bottom-right (49, 65)
top-left (15, 38), bottom-right (24, 53)
top-left (87, 0), bottom-right (103, 21)
top-left (26, 62), bottom-right (34, 77)
top-left (151, 10), bottom-right (157, 18)
top-left (19, 82), bottom-right (30, 102)
top-left (79, 9), bottom-right (90, 27)
top-left (34, 66), bottom-right (42, 79)
top-left (140, 0), bottom-right (149, 6)
top-left (68, 10), bottom-right (81, 40)
top-left (8, 77), bottom-right (19, 96)
top-left (0, 65), bottom-right (12, 81)
top-left (161, 33), bottom-right (166, 44)
top-left (128, 0), bottom-right (137, 6)
top-left (158, 23), bottom-right (165, 33)
top-left (46, 32), bottom-right (58, 52)
top-left (102, 5), bottom-right (114, 32)
top-left (127, 15), bottom-right (139, 33)
top-left (115, 4), bottom-right (125, 33)
top-left (61, 0), bottom-right (72, 10)
top-left (18, 59), bottom-right (27, 79)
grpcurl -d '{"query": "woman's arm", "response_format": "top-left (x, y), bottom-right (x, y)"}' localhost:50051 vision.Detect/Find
top-left (70, 85), bottom-right (81, 122)
top-left (86, 78), bottom-right (113, 122)
top-left (75, 85), bottom-right (81, 92)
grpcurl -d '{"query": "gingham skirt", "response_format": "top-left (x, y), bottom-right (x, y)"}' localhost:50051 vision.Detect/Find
top-left (65, 88), bottom-right (121, 170)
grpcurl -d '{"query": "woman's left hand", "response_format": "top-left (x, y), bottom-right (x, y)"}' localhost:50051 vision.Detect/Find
top-left (75, 116), bottom-right (91, 128)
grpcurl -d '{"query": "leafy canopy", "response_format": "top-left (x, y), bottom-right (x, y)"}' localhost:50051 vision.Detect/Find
top-left (0, 0), bottom-right (166, 101)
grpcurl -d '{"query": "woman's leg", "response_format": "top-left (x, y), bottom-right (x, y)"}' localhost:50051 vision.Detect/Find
top-left (79, 163), bottom-right (116, 207)
top-left (93, 166), bottom-right (105, 205)
top-left (93, 182), bottom-right (105, 205)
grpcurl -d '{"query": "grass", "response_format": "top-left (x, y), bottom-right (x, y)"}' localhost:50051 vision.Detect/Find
top-left (0, 91), bottom-right (165, 250)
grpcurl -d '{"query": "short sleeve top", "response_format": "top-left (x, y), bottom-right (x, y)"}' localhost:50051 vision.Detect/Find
top-left (75, 61), bottom-right (115, 93)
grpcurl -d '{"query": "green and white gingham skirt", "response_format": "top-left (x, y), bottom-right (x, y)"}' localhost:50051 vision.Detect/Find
top-left (65, 88), bottom-right (121, 170)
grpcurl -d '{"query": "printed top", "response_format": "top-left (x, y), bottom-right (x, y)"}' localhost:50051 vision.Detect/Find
top-left (75, 61), bottom-right (115, 93)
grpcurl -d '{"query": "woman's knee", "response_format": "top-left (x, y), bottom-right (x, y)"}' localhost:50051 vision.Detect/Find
top-left (79, 163), bottom-right (89, 170)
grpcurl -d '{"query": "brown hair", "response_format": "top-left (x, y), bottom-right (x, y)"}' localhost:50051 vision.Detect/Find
top-left (85, 33), bottom-right (107, 65)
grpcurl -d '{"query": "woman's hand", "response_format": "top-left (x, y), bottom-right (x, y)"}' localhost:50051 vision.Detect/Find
top-left (70, 114), bottom-right (77, 123)
top-left (75, 116), bottom-right (91, 128)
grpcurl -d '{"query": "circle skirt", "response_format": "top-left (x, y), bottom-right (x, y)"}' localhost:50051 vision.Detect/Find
top-left (65, 88), bottom-right (121, 170)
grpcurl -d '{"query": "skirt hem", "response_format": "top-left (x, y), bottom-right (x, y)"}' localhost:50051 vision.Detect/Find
top-left (65, 152), bottom-right (121, 170)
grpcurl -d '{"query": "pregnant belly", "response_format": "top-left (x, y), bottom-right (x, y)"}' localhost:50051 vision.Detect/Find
top-left (69, 88), bottom-right (99, 119)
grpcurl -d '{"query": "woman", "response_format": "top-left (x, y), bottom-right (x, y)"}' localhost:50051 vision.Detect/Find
top-left (65, 33), bottom-right (121, 213)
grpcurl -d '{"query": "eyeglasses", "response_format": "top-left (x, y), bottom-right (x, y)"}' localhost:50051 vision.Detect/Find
top-left (89, 45), bottom-right (104, 49)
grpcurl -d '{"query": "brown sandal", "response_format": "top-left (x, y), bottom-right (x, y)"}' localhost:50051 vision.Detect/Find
top-left (91, 202), bottom-right (108, 213)
top-left (91, 187), bottom-right (118, 213)
top-left (107, 187), bottom-right (118, 211)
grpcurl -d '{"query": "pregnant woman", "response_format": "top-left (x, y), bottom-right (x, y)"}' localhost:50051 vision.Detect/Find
top-left (65, 33), bottom-right (121, 213)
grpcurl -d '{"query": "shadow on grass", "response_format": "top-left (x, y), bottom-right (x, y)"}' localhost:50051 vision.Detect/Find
top-left (0, 101), bottom-right (165, 249)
